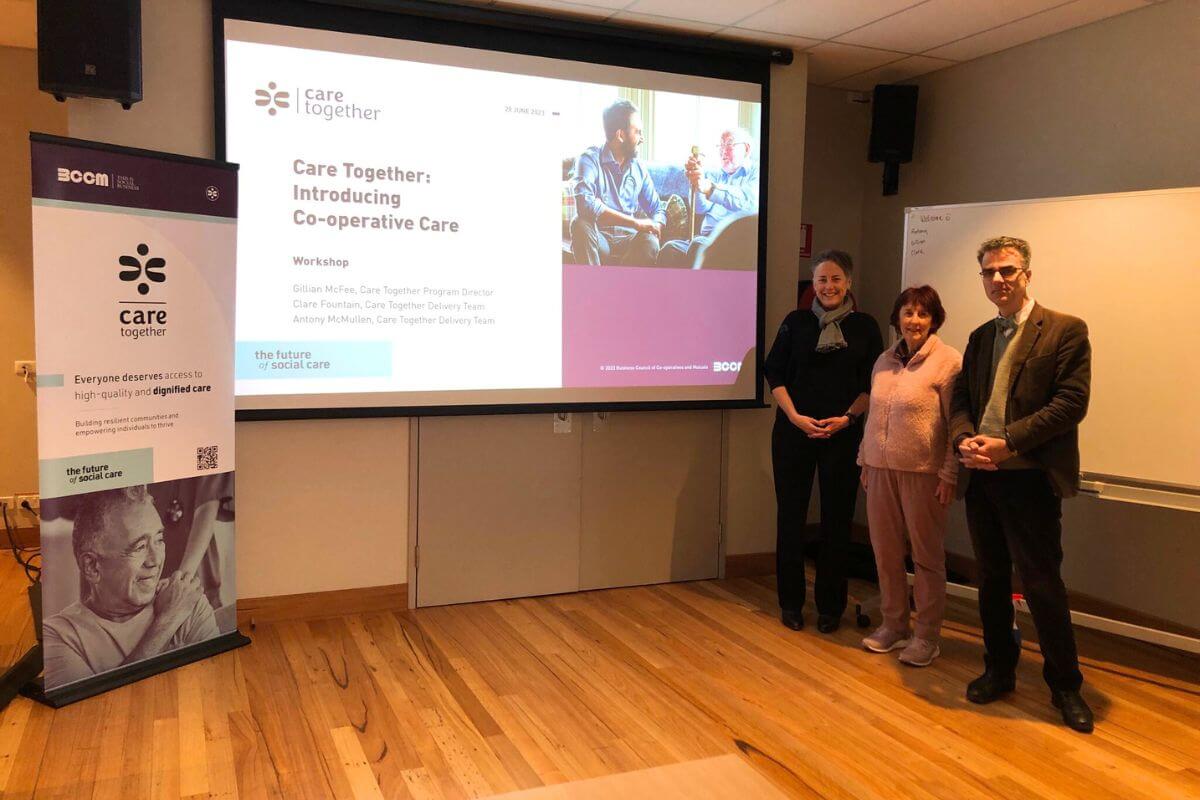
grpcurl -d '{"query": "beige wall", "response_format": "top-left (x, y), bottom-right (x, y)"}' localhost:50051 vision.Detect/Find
top-left (235, 418), bottom-right (408, 597)
top-left (65, 0), bottom-right (214, 158)
top-left (724, 58), bottom-right (807, 556)
top-left (798, 86), bottom-right (870, 276)
top-left (0, 47), bottom-right (68, 504)
top-left (810, 0), bottom-right (1200, 627)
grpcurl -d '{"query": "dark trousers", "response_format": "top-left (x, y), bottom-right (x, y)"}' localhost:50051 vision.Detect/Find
top-left (656, 236), bottom-right (709, 268)
top-left (965, 469), bottom-right (1083, 692)
top-left (570, 217), bottom-right (661, 267)
top-left (772, 416), bottom-right (862, 617)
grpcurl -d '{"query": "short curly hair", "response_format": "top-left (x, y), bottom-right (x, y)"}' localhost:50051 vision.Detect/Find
top-left (977, 235), bottom-right (1031, 269)
top-left (72, 485), bottom-right (152, 564)
top-left (890, 285), bottom-right (946, 334)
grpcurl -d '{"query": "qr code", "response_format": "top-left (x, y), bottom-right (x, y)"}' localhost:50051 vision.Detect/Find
top-left (196, 445), bottom-right (219, 471)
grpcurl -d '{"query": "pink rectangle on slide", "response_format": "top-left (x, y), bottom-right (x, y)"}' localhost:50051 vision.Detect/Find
top-left (562, 264), bottom-right (757, 387)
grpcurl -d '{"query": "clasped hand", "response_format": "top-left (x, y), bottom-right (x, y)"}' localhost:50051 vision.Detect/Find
top-left (790, 413), bottom-right (849, 439)
top-left (685, 154), bottom-right (713, 197)
top-left (957, 435), bottom-right (1013, 470)
top-left (634, 218), bottom-right (662, 237)
top-left (153, 570), bottom-right (203, 631)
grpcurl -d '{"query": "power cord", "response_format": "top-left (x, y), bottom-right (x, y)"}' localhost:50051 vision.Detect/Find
top-left (2, 501), bottom-right (41, 585)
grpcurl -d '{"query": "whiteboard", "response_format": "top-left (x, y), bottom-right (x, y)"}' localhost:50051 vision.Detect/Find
top-left (902, 188), bottom-right (1200, 491)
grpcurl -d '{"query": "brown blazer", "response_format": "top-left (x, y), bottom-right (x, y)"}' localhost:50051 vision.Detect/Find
top-left (949, 303), bottom-right (1091, 498)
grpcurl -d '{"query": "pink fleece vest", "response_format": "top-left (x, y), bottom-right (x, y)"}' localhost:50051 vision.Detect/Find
top-left (858, 334), bottom-right (962, 483)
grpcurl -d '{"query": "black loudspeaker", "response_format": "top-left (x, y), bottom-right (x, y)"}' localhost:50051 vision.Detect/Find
top-left (37, 0), bottom-right (142, 109)
top-left (868, 84), bottom-right (918, 164)
top-left (867, 84), bottom-right (918, 196)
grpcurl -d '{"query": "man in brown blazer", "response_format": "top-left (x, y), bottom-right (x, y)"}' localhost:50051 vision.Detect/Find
top-left (949, 235), bottom-right (1094, 733)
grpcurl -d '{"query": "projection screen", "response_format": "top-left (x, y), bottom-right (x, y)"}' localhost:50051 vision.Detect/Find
top-left (215, 1), bottom-right (773, 418)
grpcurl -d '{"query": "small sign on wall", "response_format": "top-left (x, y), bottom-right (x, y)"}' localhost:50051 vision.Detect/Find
top-left (798, 223), bottom-right (813, 259)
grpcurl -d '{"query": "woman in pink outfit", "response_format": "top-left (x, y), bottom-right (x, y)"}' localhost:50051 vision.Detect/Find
top-left (858, 286), bottom-right (961, 666)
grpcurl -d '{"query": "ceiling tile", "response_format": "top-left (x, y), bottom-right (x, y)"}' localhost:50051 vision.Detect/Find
top-left (837, 0), bottom-right (1066, 54)
top-left (495, 0), bottom-right (624, 17)
top-left (714, 28), bottom-right (822, 52)
top-left (0, 1), bottom-right (36, 50)
top-left (608, 10), bottom-right (724, 34)
top-left (924, 0), bottom-right (1150, 61)
top-left (735, 0), bottom-right (923, 41)
top-left (806, 41), bottom-right (908, 85)
top-left (626, 0), bottom-right (779, 28)
top-left (829, 54), bottom-right (956, 90)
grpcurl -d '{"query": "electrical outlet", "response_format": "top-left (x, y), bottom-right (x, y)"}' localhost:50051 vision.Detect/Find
top-left (0, 495), bottom-right (14, 512)
top-left (13, 360), bottom-right (35, 376)
top-left (13, 493), bottom-right (39, 514)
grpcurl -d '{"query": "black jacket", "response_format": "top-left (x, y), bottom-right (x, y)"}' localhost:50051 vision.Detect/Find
top-left (765, 309), bottom-right (883, 421)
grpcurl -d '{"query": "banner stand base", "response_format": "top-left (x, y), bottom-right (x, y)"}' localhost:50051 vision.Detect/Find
top-left (20, 630), bottom-right (251, 709)
top-left (1, 645), bottom-right (43, 712)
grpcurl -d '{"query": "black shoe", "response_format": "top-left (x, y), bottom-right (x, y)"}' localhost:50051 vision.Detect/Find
top-left (966, 669), bottom-right (1016, 704)
top-left (781, 610), bottom-right (804, 631)
top-left (816, 614), bottom-right (840, 634)
top-left (1051, 690), bottom-right (1094, 733)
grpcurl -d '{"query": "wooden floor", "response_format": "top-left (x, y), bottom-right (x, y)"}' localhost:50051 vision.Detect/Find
top-left (1, 551), bottom-right (1198, 800)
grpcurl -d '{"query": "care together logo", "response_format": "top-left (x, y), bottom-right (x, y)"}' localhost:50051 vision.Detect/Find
top-left (254, 81), bottom-right (290, 115)
top-left (117, 243), bottom-right (168, 340)
top-left (119, 244), bottom-right (166, 296)
top-left (253, 79), bottom-right (381, 122)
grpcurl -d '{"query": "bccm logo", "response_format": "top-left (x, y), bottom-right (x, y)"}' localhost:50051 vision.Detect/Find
top-left (57, 167), bottom-right (110, 187)
top-left (712, 360), bottom-right (742, 373)
top-left (117, 243), bottom-right (168, 340)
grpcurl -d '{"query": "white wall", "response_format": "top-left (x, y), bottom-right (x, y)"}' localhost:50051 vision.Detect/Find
top-left (63, 0), bottom-right (809, 591)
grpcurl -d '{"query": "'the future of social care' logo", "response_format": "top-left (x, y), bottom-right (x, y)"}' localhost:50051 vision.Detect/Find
top-left (254, 79), bottom-right (381, 121)
top-left (118, 243), bottom-right (168, 340)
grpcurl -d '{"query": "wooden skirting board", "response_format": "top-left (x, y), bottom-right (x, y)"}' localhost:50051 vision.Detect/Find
top-left (724, 552), bottom-right (775, 578)
top-left (16, 519), bottom-right (1193, 639)
top-left (2, 523), bottom-right (38, 550)
top-left (237, 583), bottom-right (407, 629)
top-left (9, 529), bottom-right (38, 550)
top-left (726, 544), bottom-right (1199, 641)
top-left (725, 523), bottom-right (870, 579)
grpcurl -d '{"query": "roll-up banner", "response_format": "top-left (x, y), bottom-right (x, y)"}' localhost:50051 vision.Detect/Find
top-left (27, 134), bottom-right (248, 707)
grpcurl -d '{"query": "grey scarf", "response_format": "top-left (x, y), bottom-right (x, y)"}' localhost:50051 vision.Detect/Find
top-left (812, 297), bottom-right (853, 352)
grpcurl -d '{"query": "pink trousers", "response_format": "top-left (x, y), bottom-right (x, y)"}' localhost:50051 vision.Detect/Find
top-left (864, 467), bottom-right (948, 640)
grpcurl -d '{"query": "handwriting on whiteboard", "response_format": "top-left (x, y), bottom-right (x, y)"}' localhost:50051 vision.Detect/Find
top-left (909, 226), bottom-right (928, 256)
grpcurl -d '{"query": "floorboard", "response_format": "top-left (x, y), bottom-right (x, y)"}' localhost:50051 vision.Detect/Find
top-left (1, 552), bottom-right (1196, 799)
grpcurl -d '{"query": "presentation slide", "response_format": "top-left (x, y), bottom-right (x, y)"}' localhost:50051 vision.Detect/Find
top-left (223, 19), bottom-right (763, 411)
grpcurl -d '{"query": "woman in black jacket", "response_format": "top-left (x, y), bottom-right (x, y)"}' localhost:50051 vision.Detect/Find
top-left (765, 249), bottom-right (883, 633)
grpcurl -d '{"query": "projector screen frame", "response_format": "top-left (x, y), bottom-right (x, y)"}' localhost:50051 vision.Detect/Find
top-left (213, 0), bottom-right (780, 420)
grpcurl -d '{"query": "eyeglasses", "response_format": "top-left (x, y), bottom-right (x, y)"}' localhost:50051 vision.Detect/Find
top-left (978, 266), bottom-right (1027, 281)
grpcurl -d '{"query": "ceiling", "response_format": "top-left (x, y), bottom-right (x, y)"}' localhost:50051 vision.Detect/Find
top-left (492, 0), bottom-right (1158, 88)
top-left (0, 0), bottom-right (1159, 89)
